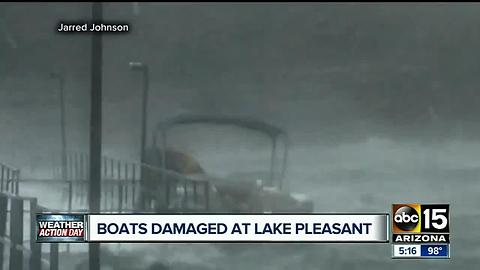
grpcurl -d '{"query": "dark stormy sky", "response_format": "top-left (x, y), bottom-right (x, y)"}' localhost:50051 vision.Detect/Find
top-left (1, 3), bottom-right (480, 172)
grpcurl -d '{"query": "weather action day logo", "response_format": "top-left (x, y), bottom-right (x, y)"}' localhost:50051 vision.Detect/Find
top-left (36, 214), bottom-right (86, 243)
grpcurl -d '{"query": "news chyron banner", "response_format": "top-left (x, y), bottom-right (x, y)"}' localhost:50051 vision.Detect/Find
top-left (36, 214), bottom-right (389, 243)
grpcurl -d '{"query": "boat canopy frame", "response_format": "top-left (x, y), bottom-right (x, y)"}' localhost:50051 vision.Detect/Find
top-left (152, 114), bottom-right (289, 189)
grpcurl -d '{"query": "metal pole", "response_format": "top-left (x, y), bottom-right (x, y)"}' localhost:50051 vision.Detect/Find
top-left (131, 163), bottom-right (136, 208)
top-left (9, 198), bottom-right (23, 270)
top-left (161, 132), bottom-right (168, 209)
top-left (59, 76), bottom-right (67, 182)
top-left (130, 62), bottom-right (149, 209)
top-left (58, 76), bottom-right (71, 254)
top-left (269, 137), bottom-right (277, 186)
top-left (279, 134), bottom-right (289, 190)
top-left (14, 170), bottom-right (19, 195)
top-left (89, 2), bottom-right (103, 270)
top-left (29, 199), bottom-right (41, 270)
top-left (49, 243), bottom-right (59, 270)
top-left (140, 67), bottom-right (149, 166)
top-left (140, 67), bottom-right (149, 210)
top-left (0, 165), bottom-right (4, 192)
top-left (0, 194), bottom-right (7, 270)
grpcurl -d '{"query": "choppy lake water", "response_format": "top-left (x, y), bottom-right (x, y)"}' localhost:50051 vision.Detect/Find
top-left (14, 139), bottom-right (480, 269)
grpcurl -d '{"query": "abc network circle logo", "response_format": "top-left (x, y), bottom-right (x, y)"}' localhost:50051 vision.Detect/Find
top-left (393, 205), bottom-right (419, 231)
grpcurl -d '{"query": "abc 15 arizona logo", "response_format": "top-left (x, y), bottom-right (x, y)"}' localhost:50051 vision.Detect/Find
top-left (392, 204), bottom-right (450, 243)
